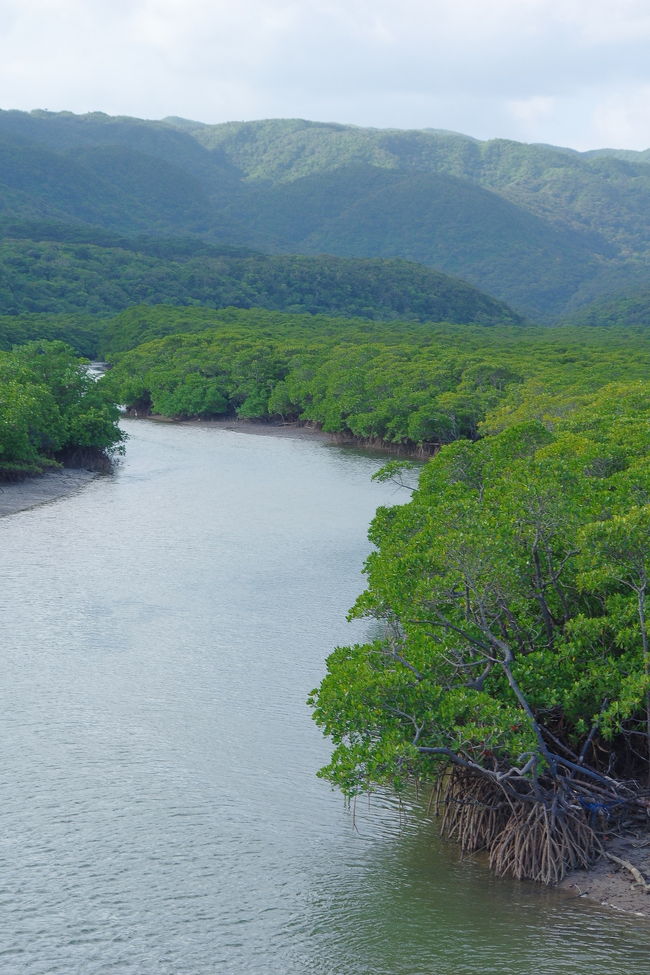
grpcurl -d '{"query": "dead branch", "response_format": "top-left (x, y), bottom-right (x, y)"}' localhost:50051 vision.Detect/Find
top-left (604, 852), bottom-right (650, 891)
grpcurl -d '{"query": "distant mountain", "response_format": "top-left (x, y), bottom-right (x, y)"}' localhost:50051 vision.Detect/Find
top-left (560, 288), bottom-right (650, 329)
top-left (1, 110), bottom-right (649, 322)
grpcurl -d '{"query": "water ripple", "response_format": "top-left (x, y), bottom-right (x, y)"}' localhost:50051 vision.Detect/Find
top-left (0, 420), bottom-right (647, 975)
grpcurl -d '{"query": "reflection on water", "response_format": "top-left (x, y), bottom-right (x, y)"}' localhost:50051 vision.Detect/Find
top-left (0, 419), bottom-right (647, 975)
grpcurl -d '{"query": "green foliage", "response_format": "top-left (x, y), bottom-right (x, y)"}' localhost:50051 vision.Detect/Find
top-left (561, 288), bottom-right (650, 330)
top-left (104, 310), bottom-right (650, 452)
top-left (0, 340), bottom-right (123, 477)
top-left (309, 384), bottom-right (650, 799)
top-left (0, 311), bottom-right (107, 357)
top-left (0, 235), bottom-right (522, 329)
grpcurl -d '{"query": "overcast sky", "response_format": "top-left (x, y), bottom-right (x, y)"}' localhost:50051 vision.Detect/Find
top-left (2, 0), bottom-right (650, 150)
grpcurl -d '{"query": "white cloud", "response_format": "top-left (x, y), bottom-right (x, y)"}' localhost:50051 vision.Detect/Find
top-left (507, 96), bottom-right (556, 138)
top-left (592, 85), bottom-right (650, 149)
top-left (1, 0), bottom-right (650, 147)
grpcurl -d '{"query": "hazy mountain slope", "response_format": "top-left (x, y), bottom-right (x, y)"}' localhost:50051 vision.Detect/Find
top-left (231, 167), bottom-right (602, 319)
top-left (180, 117), bottom-right (650, 251)
top-left (0, 137), bottom-right (230, 235)
top-left (0, 109), bottom-right (239, 189)
top-left (170, 147), bottom-right (620, 320)
top-left (1, 110), bottom-right (648, 322)
top-left (560, 288), bottom-right (650, 328)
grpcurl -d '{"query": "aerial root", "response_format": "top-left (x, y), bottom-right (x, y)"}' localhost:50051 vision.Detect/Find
top-left (435, 768), bottom-right (510, 853)
top-left (488, 802), bottom-right (601, 885)
top-left (435, 768), bottom-right (602, 884)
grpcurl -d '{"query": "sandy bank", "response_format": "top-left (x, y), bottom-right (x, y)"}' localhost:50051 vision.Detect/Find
top-left (559, 830), bottom-right (650, 917)
top-left (133, 414), bottom-right (420, 457)
top-left (0, 469), bottom-right (98, 518)
top-left (140, 414), bottom-right (342, 440)
top-left (188, 418), bottom-right (334, 440)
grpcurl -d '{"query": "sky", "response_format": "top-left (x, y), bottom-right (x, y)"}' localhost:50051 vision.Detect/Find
top-left (2, 0), bottom-right (650, 151)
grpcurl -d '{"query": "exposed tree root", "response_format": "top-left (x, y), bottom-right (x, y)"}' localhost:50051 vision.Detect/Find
top-left (435, 767), bottom-right (604, 884)
top-left (435, 769), bottom-right (510, 854)
top-left (488, 801), bottom-right (601, 885)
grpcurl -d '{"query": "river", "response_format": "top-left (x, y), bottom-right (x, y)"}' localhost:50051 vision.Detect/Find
top-left (0, 419), bottom-right (648, 975)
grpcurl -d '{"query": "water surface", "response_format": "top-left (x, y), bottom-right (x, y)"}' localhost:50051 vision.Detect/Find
top-left (0, 420), bottom-right (647, 974)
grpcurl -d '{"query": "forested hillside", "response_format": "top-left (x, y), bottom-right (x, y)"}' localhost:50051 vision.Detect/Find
top-left (2, 110), bottom-right (650, 322)
top-left (0, 232), bottom-right (522, 328)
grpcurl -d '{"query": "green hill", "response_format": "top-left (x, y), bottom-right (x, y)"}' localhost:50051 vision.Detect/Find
top-left (0, 234), bottom-right (523, 355)
top-left (560, 288), bottom-right (650, 328)
top-left (1, 110), bottom-right (649, 322)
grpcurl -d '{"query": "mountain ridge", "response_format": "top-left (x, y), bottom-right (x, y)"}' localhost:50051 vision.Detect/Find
top-left (1, 110), bottom-right (648, 323)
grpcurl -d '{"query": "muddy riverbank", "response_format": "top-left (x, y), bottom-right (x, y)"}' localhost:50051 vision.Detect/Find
top-left (560, 830), bottom-right (650, 917)
top-left (0, 468), bottom-right (99, 518)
